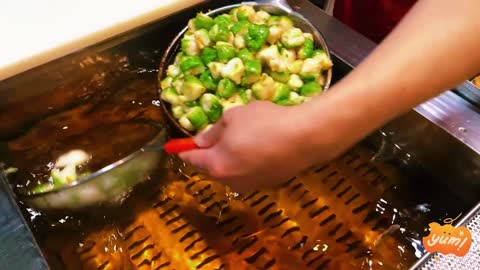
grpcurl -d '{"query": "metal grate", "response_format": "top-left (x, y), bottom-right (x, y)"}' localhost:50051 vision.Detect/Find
top-left (410, 203), bottom-right (480, 270)
top-left (41, 146), bottom-right (421, 269)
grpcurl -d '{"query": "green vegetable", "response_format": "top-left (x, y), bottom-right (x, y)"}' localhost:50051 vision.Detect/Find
top-left (167, 64), bottom-right (181, 77)
top-left (241, 74), bottom-right (261, 87)
top-left (171, 105), bottom-right (186, 119)
top-left (160, 76), bottom-right (173, 89)
top-left (287, 74), bottom-right (304, 90)
top-left (281, 28), bottom-right (306, 48)
top-left (159, 5), bottom-right (334, 134)
top-left (214, 14), bottom-right (233, 27)
top-left (51, 169), bottom-right (68, 185)
top-left (298, 37), bottom-right (314, 59)
top-left (257, 45), bottom-right (280, 64)
top-left (272, 82), bottom-right (291, 103)
top-left (200, 47), bottom-right (218, 65)
top-left (271, 71), bottom-right (290, 83)
top-left (194, 29), bottom-right (211, 49)
top-left (193, 13), bottom-right (215, 30)
top-left (231, 20), bottom-right (250, 35)
top-left (300, 81), bottom-right (322, 97)
top-left (312, 49), bottom-right (325, 57)
top-left (182, 76), bottom-right (206, 101)
top-left (237, 48), bottom-right (254, 62)
top-left (217, 78), bottom-right (237, 98)
top-left (237, 5), bottom-right (255, 21)
top-left (179, 56), bottom-right (205, 75)
top-left (288, 60), bottom-right (303, 74)
top-left (172, 77), bottom-right (184, 93)
top-left (186, 106), bottom-right (209, 129)
top-left (179, 116), bottom-right (195, 131)
top-left (234, 34), bottom-right (245, 49)
top-left (299, 57), bottom-right (322, 80)
top-left (181, 37), bottom-right (200, 56)
top-left (221, 58), bottom-right (245, 84)
top-left (289, 91), bottom-right (306, 104)
top-left (278, 16), bottom-right (294, 31)
top-left (251, 73), bottom-right (275, 100)
top-left (208, 24), bottom-right (231, 42)
top-left (251, 10), bottom-right (270, 25)
top-left (200, 93), bottom-right (223, 122)
top-left (207, 62), bottom-right (225, 79)
top-left (161, 87), bottom-right (181, 105)
top-left (244, 59), bottom-right (262, 76)
top-left (238, 88), bottom-right (251, 104)
top-left (267, 15), bottom-right (279, 26)
top-left (267, 25), bottom-right (282, 44)
top-left (199, 71), bottom-right (218, 91)
top-left (216, 42), bottom-right (236, 62)
top-left (184, 100), bottom-right (198, 107)
top-left (245, 24), bottom-right (269, 51)
top-left (31, 183), bottom-right (54, 194)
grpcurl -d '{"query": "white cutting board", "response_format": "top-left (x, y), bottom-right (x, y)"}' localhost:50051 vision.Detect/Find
top-left (0, 0), bottom-right (205, 81)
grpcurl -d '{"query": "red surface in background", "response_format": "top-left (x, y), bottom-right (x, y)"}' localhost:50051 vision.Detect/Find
top-left (334, 0), bottom-right (417, 43)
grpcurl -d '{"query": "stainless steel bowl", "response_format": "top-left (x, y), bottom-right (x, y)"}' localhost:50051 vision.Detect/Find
top-left (157, 0), bottom-right (333, 137)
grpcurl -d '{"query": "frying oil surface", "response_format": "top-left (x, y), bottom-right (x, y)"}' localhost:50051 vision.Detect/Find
top-left (1, 54), bottom-right (458, 270)
top-left (3, 58), bottom-right (164, 194)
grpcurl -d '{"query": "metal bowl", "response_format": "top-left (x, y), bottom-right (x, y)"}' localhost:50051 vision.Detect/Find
top-left (17, 127), bottom-right (169, 212)
top-left (157, 0), bottom-right (333, 137)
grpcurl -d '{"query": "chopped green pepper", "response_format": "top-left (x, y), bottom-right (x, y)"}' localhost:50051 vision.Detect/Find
top-left (271, 71), bottom-right (290, 83)
top-left (193, 13), bottom-right (215, 30)
top-left (244, 59), bottom-right (262, 76)
top-left (272, 82), bottom-right (291, 103)
top-left (300, 81), bottom-right (322, 97)
top-left (214, 14), bottom-right (233, 27)
top-left (221, 58), bottom-right (245, 84)
top-left (216, 42), bottom-right (236, 63)
top-left (181, 37), bottom-right (200, 56)
top-left (245, 24), bottom-right (269, 51)
top-left (200, 93), bottom-right (223, 122)
top-left (237, 48), bottom-right (254, 62)
top-left (208, 24), bottom-right (231, 42)
top-left (179, 56), bottom-right (205, 75)
top-left (160, 76), bottom-right (173, 89)
top-left (298, 38), bottom-right (314, 59)
top-left (161, 87), bottom-right (181, 105)
top-left (186, 106), bottom-right (209, 129)
top-left (231, 20), bottom-right (250, 35)
top-left (236, 5), bottom-right (255, 21)
top-left (199, 70), bottom-right (218, 91)
top-left (251, 73), bottom-right (275, 100)
top-left (281, 28), bottom-right (306, 48)
top-left (217, 78), bottom-right (237, 98)
top-left (182, 75), bottom-right (206, 101)
top-left (200, 47), bottom-right (218, 65)
top-left (194, 29), bottom-right (211, 49)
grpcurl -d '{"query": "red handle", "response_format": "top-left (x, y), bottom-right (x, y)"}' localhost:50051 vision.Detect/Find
top-left (164, 138), bottom-right (198, 154)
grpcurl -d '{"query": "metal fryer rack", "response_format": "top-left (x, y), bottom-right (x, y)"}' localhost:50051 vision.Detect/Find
top-left (41, 146), bottom-right (420, 270)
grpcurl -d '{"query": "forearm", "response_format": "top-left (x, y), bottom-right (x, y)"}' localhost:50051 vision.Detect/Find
top-left (300, 0), bottom-right (480, 147)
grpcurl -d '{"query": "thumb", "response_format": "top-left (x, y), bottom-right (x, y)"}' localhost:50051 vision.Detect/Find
top-left (194, 121), bottom-right (225, 148)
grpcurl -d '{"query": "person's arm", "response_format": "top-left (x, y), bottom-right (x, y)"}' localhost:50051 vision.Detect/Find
top-left (179, 0), bottom-right (480, 192)
top-left (301, 0), bottom-right (480, 153)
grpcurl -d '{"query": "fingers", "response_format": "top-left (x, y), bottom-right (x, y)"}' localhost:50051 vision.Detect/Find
top-left (178, 149), bottom-right (213, 173)
top-left (194, 120), bottom-right (225, 148)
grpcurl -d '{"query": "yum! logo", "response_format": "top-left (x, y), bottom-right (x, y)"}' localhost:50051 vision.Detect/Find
top-left (422, 214), bottom-right (472, 257)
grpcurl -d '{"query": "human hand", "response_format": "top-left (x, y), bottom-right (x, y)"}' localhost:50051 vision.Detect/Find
top-left (178, 100), bottom-right (347, 193)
